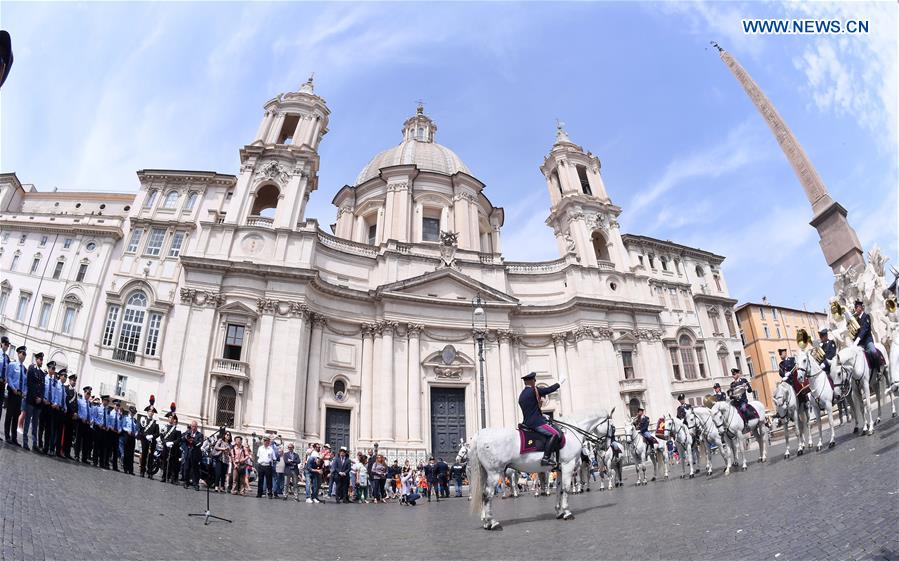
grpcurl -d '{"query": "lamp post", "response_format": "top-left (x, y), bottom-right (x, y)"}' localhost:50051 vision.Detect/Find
top-left (472, 293), bottom-right (488, 429)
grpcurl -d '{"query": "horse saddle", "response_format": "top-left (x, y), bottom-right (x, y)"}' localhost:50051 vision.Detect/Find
top-left (865, 349), bottom-right (885, 372)
top-left (790, 377), bottom-right (811, 402)
top-left (517, 424), bottom-right (565, 455)
top-left (735, 402), bottom-right (758, 424)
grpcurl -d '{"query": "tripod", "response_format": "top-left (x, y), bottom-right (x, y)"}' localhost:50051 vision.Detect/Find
top-left (187, 426), bottom-right (232, 526)
top-left (188, 479), bottom-right (232, 525)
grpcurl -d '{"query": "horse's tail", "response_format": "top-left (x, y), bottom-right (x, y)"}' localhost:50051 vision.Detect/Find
top-left (468, 435), bottom-right (484, 515)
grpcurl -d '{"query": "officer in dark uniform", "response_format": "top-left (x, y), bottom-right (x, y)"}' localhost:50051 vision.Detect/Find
top-left (818, 329), bottom-right (837, 375)
top-left (633, 406), bottom-right (657, 445)
top-left (63, 371), bottom-right (78, 459)
top-left (160, 411), bottom-right (182, 484)
top-left (38, 360), bottom-right (57, 453)
top-left (853, 300), bottom-right (880, 369)
top-left (712, 383), bottom-right (727, 402)
top-left (518, 371), bottom-right (562, 466)
top-left (675, 393), bottom-right (691, 420)
top-left (23, 351), bottom-right (46, 451)
top-left (728, 368), bottom-right (756, 420)
top-left (778, 349), bottom-right (796, 382)
top-left (139, 404), bottom-right (160, 478)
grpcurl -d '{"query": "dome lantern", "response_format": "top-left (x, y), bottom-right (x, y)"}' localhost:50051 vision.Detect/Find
top-left (401, 102), bottom-right (437, 143)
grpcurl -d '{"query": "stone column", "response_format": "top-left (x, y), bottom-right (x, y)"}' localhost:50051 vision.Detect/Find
top-left (497, 330), bottom-right (515, 427)
top-left (266, 113), bottom-right (286, 144)
top-left (360, 324), bottom-right (375, 441)
top-left (407, 324), bottom-right (423, 442)
top-left (303, 314), bottom-right (325, 439)
top-left (573, 327), bottom-right (600, 410)
top-left (293, 309), bottom-right (311, 433)
top-left (552, 333), bottom-right (574, 415)
top-left (375, 208), bottom-right (385, 245)
top-left (377, 322), bottom-right (396, 441)
top-left (254, 110), bottom-right (273, 143)
top-left (469, 197), bottom-right (480, 252)
top-left (453, 195), bottom-right (470, 248)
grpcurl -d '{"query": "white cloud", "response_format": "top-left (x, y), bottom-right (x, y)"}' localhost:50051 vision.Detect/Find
top-left (628, 118), bottom-right (767, 219)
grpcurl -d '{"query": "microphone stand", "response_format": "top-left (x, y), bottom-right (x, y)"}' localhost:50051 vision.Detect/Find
top-left (187, 425), bottom-right (232, 525)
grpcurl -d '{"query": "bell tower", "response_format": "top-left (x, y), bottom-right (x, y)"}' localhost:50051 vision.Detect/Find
top-left (226, 76), bottom-right (330, 229)
top-left (542, 123), bottom-right (628, 269)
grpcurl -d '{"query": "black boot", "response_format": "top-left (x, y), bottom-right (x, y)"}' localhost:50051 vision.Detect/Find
top-left (541, 435), bottom-right (559, 466)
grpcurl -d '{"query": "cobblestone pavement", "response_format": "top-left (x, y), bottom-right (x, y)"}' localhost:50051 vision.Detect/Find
top-left (0, 416), bottom-right (897, 561)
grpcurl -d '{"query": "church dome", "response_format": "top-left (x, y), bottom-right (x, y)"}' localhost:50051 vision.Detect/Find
top-left (355, 105), bottom-right (472, 185)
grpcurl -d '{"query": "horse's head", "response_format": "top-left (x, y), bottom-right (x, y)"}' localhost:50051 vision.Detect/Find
top-left (455, 439), bottom-right (469, 464)
top-left (663, 413), bottom-right (675, 439)
top-left (794, 350), bottom-right (810, 383)
top-left (772, 381), bottom-right (787, 410)
top-left (710, 401), bottom-right (727, 432)
top-left (684, 408), bottom-right (696, 431)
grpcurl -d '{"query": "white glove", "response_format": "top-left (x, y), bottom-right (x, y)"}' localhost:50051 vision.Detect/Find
top-left (166, 442), bottom-right (173, 448)
top-left (853, 338), bottom-right (860, 346)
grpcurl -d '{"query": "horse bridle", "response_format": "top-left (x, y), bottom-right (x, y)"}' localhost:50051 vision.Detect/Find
top-left (554, 416), bottom-right (608, 448)
top-left (773, 382), bottom-right (794, 420)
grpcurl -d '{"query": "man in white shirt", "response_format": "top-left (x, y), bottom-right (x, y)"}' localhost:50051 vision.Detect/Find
top-left (256, 436), bottom-right (275, 499)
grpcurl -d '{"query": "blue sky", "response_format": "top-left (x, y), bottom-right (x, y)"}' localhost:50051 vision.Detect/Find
top-left (1, 2), bottom-right (896, 311)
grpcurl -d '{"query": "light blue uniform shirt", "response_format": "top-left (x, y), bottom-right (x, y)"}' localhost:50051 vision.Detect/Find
top-left (52, 379), bottom-right (66, 408)
top-left (5, 361), bottom-right (27, 396)
top-left (77, 396), bottom-right (92, 421)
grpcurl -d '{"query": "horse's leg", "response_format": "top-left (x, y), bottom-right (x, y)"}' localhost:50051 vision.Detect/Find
top-left (783, 417), bottom-right (792, 459)
top-left (482, 471), bottom-right (501, 530)
top-left (826, 401), bottom-right (836, 448)
top-left (864, 380), bottom-right (876, 435)
top-left (557, 462), bottom-right (575, 520)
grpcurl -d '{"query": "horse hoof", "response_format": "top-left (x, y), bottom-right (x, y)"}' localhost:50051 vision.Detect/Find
top-left (689, 474), bottom-right (694, 479)
top-left (816, 445), bottom-right (822, 452)
top-left (563, 512), bottom-right (575, 520)
top-left (797, 449), bottom-right (803, 456)
top-left (555, 512), bottom-right (565, 519)
top-left (829, 441), bottom-right (836, 449)
top-left (488, 521), bottom-right (502, 531)
top-left (892, 412), bottom-right (896, 418)
top-left (853, 427), bottom-right (859, 434)
top-left (650, 477), bottom-right (656, 482)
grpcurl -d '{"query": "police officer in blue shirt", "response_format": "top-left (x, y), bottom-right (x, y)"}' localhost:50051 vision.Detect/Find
top-left (120, 405), bottom-right (139, 475)
top-left (0, 336), bottom-right (10, 423)
top-left (92, 395), bottom-right (110, 468)
top-left (62, 371), bottom-right (78, 459)
top-left (75, 386), bottom-right (94, 463)
top-left (109, 400), bottom-right (124, 471)
top-left (49, 368), bottom-right (67, 457)
top-left (4, 345), bottom-right (28, 445)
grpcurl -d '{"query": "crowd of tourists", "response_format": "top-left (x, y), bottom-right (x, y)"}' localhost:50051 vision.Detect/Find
top-left (0, 335), bottom-right (468, 506)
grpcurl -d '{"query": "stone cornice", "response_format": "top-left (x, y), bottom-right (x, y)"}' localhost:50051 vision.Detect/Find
top-left (0, 215), bottom-right (125, 240)
top-left (137, 169), bottom-right (237, 186)
top-left (692, 293), bottom-right (739, 307)
top-left (621, 234), bottom-right (725, 265)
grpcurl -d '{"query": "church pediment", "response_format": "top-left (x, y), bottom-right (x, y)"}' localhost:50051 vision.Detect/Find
top-left (376, 269), bottom-right (517, 305)
top-left (217, 300), bottom-right (258, 316)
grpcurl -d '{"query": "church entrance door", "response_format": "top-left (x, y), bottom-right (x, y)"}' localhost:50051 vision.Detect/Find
top-left (430, 387), bottom-right (466, 461)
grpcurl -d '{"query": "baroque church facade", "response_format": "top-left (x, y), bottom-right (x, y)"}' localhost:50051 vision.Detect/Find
top-left (0, 79), bottom-right (745, 461)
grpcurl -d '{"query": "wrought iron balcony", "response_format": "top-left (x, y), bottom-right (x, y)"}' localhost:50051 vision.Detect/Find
top-left (112, 348), bottom-right (136, 363)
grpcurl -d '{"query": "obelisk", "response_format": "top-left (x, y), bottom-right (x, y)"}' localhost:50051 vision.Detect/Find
top-left (713, 43), bottom-right (864, 273)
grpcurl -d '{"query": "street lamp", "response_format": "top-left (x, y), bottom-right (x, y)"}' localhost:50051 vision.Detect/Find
top-left (472, 293), bottom-right (488, 429)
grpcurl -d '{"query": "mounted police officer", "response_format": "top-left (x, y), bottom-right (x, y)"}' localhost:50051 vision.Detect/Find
top-left (712, 383), bottom-right (727, 402)
top-left (853, 300), bottom-right (881, 369)
top-left (728, 368), bottom-right (756, 421)
top-left (518, 371), bottom-right (562, 466)
top-left (778, 349), bottom-right (796, 382)
top-left (633, 406), bottom-right (658, 446)
top-left (675, 393), bottom-right (692, 420)
top-left (818, 329), bottom-right (837, 376)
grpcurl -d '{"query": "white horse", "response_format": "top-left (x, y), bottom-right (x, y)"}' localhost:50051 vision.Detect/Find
top-left (623, 424), bottom-right (668, 485)
top-left (710, 399), bottom-right (769, 471)
top-left (573, 440), bottom-right (595, 494)
top-left (795, 350), bottom-right (837, 450)
top-left (835, 345), bottom-right (876, 435)
top-left (684, 406), bottom-right (732, 476)
top-left (771, 380), bottom-right (811, 458)
top-left (502, 468), bottom-right (523, 498)
top-left (467, 409), bottom-right (611, 530)
top-left (598, 444), bottom-right (623, 490)
top-left (663, 414), bottom-right (695, 478)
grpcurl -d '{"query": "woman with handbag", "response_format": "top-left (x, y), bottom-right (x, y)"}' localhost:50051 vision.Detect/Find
top-left (230, 436), bottom-right (249, 495)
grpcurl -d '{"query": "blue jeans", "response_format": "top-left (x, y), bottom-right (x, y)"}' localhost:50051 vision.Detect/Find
top-left (454, 477), bottom-right (463, 496)
top-left (23, 402), bottom-right (40, 446)
top-left (273, 473), bottom-right (284, 495)
top-left (304, 469), bottom-right (312, 498)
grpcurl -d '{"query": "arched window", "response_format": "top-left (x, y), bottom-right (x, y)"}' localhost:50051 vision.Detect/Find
top-left (592, 231), bottom-right (611, 262)
top-left (725, 312), bottom-right (737, 338)
top-left (627, 396), bottom-right (642, 418)
top-left (695, 265), bottom-right (705, 277)
top-left (551, 170), bottom-right (562, 196)
top-left (678, 334), bottom-right (698, 380)
top-left (144, 190), bottom-right (158, 209)
top-left (162, 191), bottom-right (179, 209)
top-left (660, 256), bottom-right (669, 271)
top-left (185, 191), bottom-right (199, 211)
top-left (251, 184), bottom-right (280, 218)
top-left (216, 385), bottom-right (236, 427)
top-left (116, 291), bottom-right (147, 360)
top-left (708, 307), bottom-right (721, 335)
